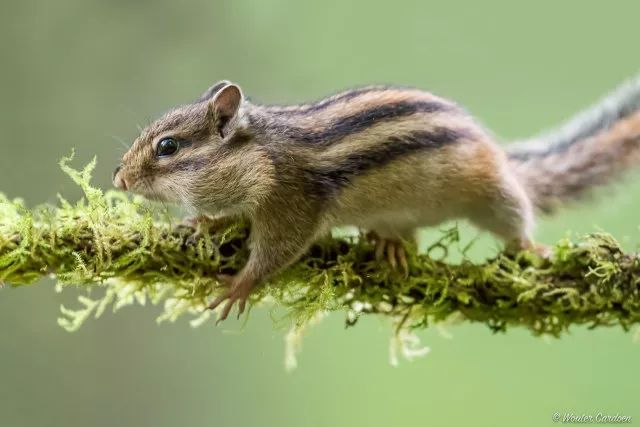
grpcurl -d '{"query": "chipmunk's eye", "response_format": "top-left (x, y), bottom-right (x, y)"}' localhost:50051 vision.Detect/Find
top-left (156, 138), bottom-right (179, 157)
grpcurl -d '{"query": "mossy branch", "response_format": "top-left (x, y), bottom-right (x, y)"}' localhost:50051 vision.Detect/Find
top-left (2, 154), bottom-right (640, 364)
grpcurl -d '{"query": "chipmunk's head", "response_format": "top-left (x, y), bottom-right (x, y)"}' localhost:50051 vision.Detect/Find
top-left (114, 81), bottom-right (273, 213)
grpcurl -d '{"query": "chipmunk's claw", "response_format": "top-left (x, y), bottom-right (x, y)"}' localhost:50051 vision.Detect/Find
top-left (182, 215), bottom-right (210, 246)
top-left (185, 231), bottom-right (203, 247)
top-left (182, 215), bottom-right (233, 246)
top-left (237, 298), bottom-right (247, 319)
top-left (207, 274), bottom-right (253, 324)
top-left (367, 232), bottom-right (409, 278)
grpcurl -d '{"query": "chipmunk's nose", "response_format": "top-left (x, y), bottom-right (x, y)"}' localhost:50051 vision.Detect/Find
top-left (112, 165), bottom-right (129, 191)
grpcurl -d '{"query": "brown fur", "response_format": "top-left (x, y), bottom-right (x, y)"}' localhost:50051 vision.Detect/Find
top-left (114, 77), bottom-right (640, 319)
top-left (508, 77), bottom-right (640, 213)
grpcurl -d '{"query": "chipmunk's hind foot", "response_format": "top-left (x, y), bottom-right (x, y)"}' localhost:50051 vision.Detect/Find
top-left (366, 231), bottom-right (410, 278)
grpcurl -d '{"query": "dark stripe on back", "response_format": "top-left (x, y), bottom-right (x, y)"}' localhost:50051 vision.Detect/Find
top-left (508, 76), bottom-right (640, 161)
top-left (304, 128), bottom-right (473, 197)
top-left (265, 86), bottom-right (393, 115)
top-left (254, 101), bottom-right (456, 146)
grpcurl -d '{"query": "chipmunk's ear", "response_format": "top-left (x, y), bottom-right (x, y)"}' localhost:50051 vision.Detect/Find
top-left (196, 80), bottom-right (231, 103)
top-left (208, 83), bottom-right (243, 138)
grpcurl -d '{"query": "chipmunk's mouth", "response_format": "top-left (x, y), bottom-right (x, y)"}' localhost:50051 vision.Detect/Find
top-left (113, 170), bottom-right (166, 202)
top-left (137, 176), bottom-right (190, 205)
top-left (113, 166), bottom-right (189, 206)
top-left (128, 180), bottom-right (170, 202)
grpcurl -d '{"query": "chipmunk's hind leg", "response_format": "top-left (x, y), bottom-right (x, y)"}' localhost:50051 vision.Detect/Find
top-left (467, 170), bottom-right (546, 255)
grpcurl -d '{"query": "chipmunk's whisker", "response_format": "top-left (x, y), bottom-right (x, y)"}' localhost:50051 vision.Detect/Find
top-left (110, 135), bottom-right (130, 150)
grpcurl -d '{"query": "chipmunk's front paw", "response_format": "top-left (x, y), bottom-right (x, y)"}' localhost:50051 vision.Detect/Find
top-left (182, 215), bottom-right (233, 246)
top-left (207, 274), bottom-right (254, 323)
top-left (181, 215), bottom-right (211, 246)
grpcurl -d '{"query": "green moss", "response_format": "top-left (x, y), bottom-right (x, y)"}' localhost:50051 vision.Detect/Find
top-left (1, 153), bottom-right (640, 366)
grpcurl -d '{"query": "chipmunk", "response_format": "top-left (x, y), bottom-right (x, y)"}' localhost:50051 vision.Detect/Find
top-left (113, 76), bottom-right (640, 321)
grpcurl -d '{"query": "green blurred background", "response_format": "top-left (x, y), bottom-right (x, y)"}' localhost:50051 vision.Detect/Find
top-left (1, 1), bottom-right (640, 426)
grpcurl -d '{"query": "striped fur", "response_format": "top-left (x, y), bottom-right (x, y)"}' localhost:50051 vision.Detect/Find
top-left (262, 86), bottom-right (390, 114)
top-left (508, 76), bottom-right (640, 213)
top-left (251, 101), bottom-right (458, 146)
top-left (117, 81), bottom-right (533, 246)
top-left (258, 85), bottom-right (435, 115)
top-left (304, 128), bottom-right (475, 197)
top-left (114, 77), bottom-right (640, 318)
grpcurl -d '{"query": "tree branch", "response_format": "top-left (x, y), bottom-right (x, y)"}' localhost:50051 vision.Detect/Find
top-left (2, 155), bottom-right (640, 344)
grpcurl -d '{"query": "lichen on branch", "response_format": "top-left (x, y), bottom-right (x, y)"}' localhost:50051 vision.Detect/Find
top-left (1, 154), bottom-right (640, 365)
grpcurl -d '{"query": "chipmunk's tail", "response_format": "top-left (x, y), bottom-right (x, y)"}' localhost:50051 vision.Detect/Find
top-left (507, 76), bottom-right (640, 214)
